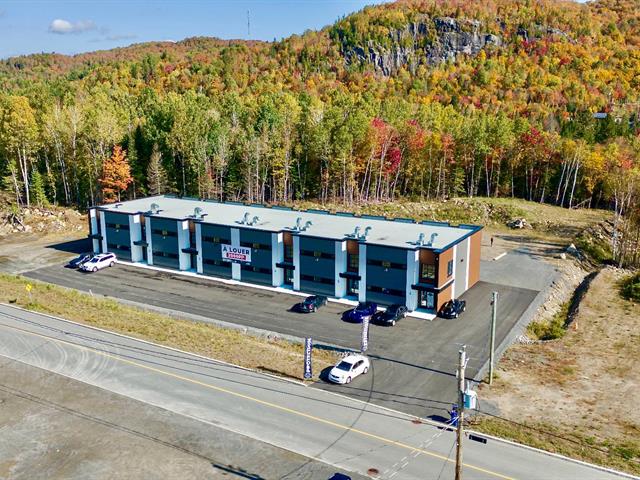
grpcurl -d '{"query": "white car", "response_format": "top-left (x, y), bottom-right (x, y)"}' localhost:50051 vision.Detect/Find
top-left (81, 253), bottom-right (117, 272)
top-left (328, 354), bottom-right (370, 384)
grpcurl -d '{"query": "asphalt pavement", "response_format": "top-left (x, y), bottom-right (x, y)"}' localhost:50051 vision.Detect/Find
top-left (0, 304), bottom-right (629, 480)
top-left (25, 261), bottom-right (539, 418)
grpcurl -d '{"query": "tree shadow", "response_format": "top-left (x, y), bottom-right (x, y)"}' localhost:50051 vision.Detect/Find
top-left (45, 237), bottom-right (91, 255)
top-left (211, 463), bottom-right (265, 479)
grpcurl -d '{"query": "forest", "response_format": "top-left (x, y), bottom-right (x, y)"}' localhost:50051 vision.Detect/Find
top-left (0, 0), bottom-right (639, 264)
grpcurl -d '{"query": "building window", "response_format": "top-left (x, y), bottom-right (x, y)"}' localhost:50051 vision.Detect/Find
top-left (203, 259), bottom-right (231, 268)
top-left (300, 249), bottom-right (335, 260)
top-left (152, 251), bottom-right (178, 259)
top-left (367, 259), bottom-right (404, 270)
top-left (152, 229), bottom-right (177, 238)
top-left (241, 265), bottom-right (271, 275)
top-left (447, 260), bottom-right (454, 277)
top-left (420, 263), bottom-right (436, 282)
top-left (203, 235), bottom-right (229, 244)
top-left (107, 243), bottom-right (130, 251)
top-left (240, 241), bottom-right (270, 250)
top-left (300, 274), bottom-right (334, 285)
top-left (348, 254), bottom-right (359, 272)
top-left (284, 244), bottom-right (293, 261)
top-left (106, 222), bottom-right (129, 231)
top-left (367, 285), bottom-right (404, 297)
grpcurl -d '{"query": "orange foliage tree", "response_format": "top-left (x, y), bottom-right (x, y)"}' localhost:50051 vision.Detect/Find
top-left (100, 145), bottom-right (132, 203)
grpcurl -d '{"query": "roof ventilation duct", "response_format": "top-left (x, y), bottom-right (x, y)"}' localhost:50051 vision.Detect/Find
top-left (417, 233), bottom-right (425, 246)
top-left (241, 212), bottom-right (250, 225)
top-left (250, 216), bottom-right (260, 226)
top-left (295, 217), bottom-right (303, 231)
top-left (150, 203), bottom-right (160, 214)
top-left (428, 232), bottom-right (438, 247)
top-left (303, 220), bottom-right (313, 231)
top-left (362, 226), bottom-right (372, 240)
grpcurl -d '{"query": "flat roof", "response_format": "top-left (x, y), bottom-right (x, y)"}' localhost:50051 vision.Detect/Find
top-left (97, 195), bottom-right (481, 251)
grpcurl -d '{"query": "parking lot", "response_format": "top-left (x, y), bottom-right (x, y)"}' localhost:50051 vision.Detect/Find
top-left (24, 240), bottom-right (555, 419)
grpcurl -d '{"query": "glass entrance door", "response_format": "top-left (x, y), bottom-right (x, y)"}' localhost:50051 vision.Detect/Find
top-left (284, 268), bottom-right (294, 286)
top-left (419, 291), bottom-right (435, 310)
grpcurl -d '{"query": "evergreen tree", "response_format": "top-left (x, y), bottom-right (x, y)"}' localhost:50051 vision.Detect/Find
top-left (30, 169), bottom-right (48, 207)
top-left (147, 143), bottom-right (169, 195)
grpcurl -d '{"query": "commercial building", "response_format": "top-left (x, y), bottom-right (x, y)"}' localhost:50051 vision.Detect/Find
top-left (88, 195), bottom-right (482, 313)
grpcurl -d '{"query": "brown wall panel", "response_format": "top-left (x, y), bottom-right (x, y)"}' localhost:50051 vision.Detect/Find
top-left (436, 283), bottom-right (453, 311)
top-left (419, 249), bottom-right (436, 264)
top-left (437, 247), bottom-right (454, 288)
top-left (468, 230), bottom-right (482, 288)
top-left (283, 232), bottom-right (293, 246)
top-left (347, 240), bottom-right (359, 255)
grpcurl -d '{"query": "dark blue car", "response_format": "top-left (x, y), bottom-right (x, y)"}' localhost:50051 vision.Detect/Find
top-left (342, 301), bottom-right (378, 323)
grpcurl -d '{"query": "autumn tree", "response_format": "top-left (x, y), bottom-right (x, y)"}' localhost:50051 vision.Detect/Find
top-left (100, 145), bottom-right (132, 203)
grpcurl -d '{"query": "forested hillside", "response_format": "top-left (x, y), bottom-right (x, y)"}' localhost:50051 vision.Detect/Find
top-left (1, 0), bottom-right (639, 262)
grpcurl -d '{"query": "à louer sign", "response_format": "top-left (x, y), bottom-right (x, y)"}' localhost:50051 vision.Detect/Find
top-left (221, 244), bottom-right (252, 263)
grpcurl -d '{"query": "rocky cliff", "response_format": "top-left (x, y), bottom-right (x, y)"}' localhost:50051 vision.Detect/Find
top-left (338, 15), bottom-right (502, 75)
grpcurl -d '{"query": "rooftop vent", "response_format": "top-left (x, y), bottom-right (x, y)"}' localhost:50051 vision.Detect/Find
top-left (428, 232), bottom-right (439, 247)
top-left (241, 212), bottom-right (250, 225)
top-left (353, 226), bottom-right (361, 238)
top-left (194, 207), bottom-right (204, 218)
top-left (250, 215), bottom-right (260, 226)
top-left (362, 226), bottom-right (372, 240)
top-left (295, 217), bottom-right (303, 231)
top-left (150, 203), bottom-right (160, 214)
top-left (303, 220), bottom-right (313, 231)
top-left (417, 233), bottom-right (425, 246)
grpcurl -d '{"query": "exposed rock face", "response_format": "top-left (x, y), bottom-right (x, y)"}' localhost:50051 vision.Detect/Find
top-left (340, 16), bottom-right (502, 75)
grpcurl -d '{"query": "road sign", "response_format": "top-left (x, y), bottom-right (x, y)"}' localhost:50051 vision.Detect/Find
top-left (303, 337), bottom-right (313, 379)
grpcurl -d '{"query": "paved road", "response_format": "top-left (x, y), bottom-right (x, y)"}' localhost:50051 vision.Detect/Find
top-left (0, 358), bottom-right (369, 480)
top-left (25, 263), bottom-right (538, 418)
top-left (0, 304), bottom-right (629, 480)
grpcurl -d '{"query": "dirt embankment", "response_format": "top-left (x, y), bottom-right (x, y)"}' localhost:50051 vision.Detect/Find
top-left (477, 267), bottom-right (640, 474)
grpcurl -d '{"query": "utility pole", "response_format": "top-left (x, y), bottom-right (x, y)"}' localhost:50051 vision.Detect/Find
top-left (455, 345), bottom-right (466, 480)
top-left (489, 291), bottom-right (498, 385)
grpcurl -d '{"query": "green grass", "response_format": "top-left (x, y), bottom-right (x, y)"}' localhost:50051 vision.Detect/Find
top-left (620, 272), bottom-right (640, 302)
top-left (527, 302), bottom-right (570, 340)
top-left (472, 416), bottom-right (640, 476)
top-left (574, 230), bottom-right (613, 264)
top-left (0, 273), bottom-right (338, 381)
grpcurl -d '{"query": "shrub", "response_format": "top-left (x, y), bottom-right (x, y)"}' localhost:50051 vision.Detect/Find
top-left (620, 273), bottom-right (640, 302)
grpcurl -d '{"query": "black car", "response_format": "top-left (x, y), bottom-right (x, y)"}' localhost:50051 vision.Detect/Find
top-left (293, 295), bottom-right (328, 313)
top-left (439, 299), bottom-right (466, 319)
top-left (371, 304), bottom-right (408, 326)
top-left (66, 252), bottom-right (93, 269)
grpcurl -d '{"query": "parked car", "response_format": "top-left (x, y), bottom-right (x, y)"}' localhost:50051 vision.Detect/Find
top-left (372, 304), bottom-right (408, 326)
top-left (293, 295), bottom-right (328, 313)
top-left (80, 253), bottom-right (117, 272)
top-left (342, 301), bottom-right (378, 323)
top-left (66, 252), bottom-right (93, 269)
top-left (327, 354), bottom-right (370, 384)
top-left (438, 299), bottom-right (466, 319)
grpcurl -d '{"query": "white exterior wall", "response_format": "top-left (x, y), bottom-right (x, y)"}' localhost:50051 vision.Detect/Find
top-left (454, 237), bottom-right (470, 298)
top-left (271, 232), bottom-right (284, 287)
top-left (129, 214), bottom-right (143, 262)
top-left (334, 241), bottom-right (347, 298)
top-left (145, 217), bottom-right (154, 266)
top-left (358, 243), bottom-right (367, 302)
top-left (405, 250), bottom-right (419, 311)
top-left (89, 209), bottom-right (100, 253)
top-left (177, 220), bottom-right (191, 271)
top-left (231, 228), bottom-right (241, 280)
top-left (99, 211), bottom-right (108, 253)
top-left (195, 223), bottom-right (203, 274)
top-left (292, 235), bottom-right (301, 290)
